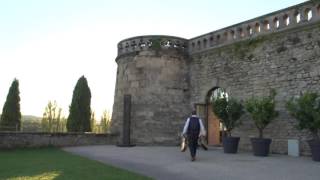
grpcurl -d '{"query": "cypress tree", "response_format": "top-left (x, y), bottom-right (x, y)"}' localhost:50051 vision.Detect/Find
top-left (67, 76), bottom-right (92, 132)
top-left (0, 79), bottom-right (21, 131)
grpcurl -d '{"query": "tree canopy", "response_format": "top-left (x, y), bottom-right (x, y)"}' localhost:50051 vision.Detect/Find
top-left (0, 79), bottom-right (21, 131)
top-left (67, 76), bottom-right (92, 132)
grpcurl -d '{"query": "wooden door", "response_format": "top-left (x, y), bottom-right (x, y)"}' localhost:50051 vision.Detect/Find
top-left (207, 104), bottom-right (220, 145)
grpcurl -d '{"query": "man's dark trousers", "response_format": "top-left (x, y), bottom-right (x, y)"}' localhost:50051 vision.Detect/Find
top-left (187, 117), bottom-right (200, 158)
top-left (188, 134), bottom-right (199, 158)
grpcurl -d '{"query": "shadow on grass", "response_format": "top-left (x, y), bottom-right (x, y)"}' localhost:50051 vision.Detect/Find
top-left (0, 148), bottom-right (152, 180)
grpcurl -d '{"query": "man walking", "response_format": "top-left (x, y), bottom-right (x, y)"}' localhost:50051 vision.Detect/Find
top-left (182, 110), bottom-right (206, 161)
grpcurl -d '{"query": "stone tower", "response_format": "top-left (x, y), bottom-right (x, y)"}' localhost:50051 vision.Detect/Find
top-left (111, 36), bottom-right (191, 145)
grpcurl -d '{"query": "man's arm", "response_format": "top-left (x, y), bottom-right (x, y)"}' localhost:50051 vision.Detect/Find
top-left (199, 118), bottom-right (206, 136)
top-left (182, 118), bottom-right (190, 136)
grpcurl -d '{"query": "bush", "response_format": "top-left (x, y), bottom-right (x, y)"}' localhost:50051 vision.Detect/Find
top-left (245, 89), bottom-right (278, 138)
top-left (211, 95), bottom-right (244, 137)
top-left (286, 92), bottom-right (320, 140)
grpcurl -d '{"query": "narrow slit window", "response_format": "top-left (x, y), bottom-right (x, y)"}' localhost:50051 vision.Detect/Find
top-left (247, 26), bottom-right (253, 35)
top-left (273, 18), bottom-right (279, 29)
top-left (264, 20), bottom-right (270, 30)
top-left (284, 15), bottom-right (290, 26)
top-left (230, 30), bottom-right (236, 39)
top-left (255, 23), bottom-right (261, 33)
top-left (238, 28), bottom-right (244, 37)
top-left (295, 12), bottom-right (301, 23)
top-left (305, 9), bottom-right (312, 21)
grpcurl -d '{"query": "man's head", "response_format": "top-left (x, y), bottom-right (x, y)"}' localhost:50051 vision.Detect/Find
top-left (191, 110), bottom-right (197, 115)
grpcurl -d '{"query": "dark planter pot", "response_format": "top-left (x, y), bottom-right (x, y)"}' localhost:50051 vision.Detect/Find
top-left (222, 136), bottom-right (240, 154)
top-left (308, 140), bottom-right (320, 162)
top-left (251, 138), bottom-right (272, 157)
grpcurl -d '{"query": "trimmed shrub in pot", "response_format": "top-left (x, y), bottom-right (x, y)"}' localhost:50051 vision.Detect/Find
top-left (245, 90), bottom-right (278, 156)
top-left (211, 95), bottom-right (244, 153)
top-left (286, 92), bottom-right (320, 161)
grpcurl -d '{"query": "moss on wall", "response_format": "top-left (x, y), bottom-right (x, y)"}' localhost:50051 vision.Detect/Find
top-left (150, 38), bottom-right (162, 50)
top-left (232, 36), bottom-right (268, 59)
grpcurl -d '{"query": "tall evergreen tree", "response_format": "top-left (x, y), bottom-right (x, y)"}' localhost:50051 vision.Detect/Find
top-left (0, 79), bottom-right (21, 131)
top-left (67, 76), bottom-right (91, 132)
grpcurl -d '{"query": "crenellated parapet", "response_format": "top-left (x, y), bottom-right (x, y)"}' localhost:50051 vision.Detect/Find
top-left (117, 1), bottom-right (320, 57)
top-left (189, 1), bottom-right (320, 54)
top-left (117, 35), bottom-right (188, 56)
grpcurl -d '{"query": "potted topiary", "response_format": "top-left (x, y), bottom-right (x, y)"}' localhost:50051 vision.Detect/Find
top-left (211, 95), bottom-right (244, 153)
top-left (286, 92), bottom-right (320, 161)
top-left (245, 89), bottom-right (278, 156)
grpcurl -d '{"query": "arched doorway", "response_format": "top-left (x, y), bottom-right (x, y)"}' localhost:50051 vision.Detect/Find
top-left (194, 87), bottom-right (228, 146)
top-left (195, 87), bottom-right (228, 146)
top-left (206, 87), bottom-right (227, 146)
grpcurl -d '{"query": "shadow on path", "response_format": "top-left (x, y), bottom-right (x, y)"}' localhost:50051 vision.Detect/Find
top-left (63, 145), bottom-right (320, 180)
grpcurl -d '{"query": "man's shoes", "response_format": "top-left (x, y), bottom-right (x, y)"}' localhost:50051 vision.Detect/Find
top-left (191, 156), bottom-right (196, 161)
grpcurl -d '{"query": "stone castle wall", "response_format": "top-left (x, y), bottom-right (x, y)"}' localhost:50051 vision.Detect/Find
top-left (0, 132), bottom-right (117, 149)
top-left (188, 0), bottom-right (320, 155)
top-left (190, 23), bottom-right (320, 155)
top-left (112, 1), bottom-right (320, 154)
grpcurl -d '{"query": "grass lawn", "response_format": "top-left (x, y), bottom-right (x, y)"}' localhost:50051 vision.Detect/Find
top-left (0, 148), bottom-right (153, 180)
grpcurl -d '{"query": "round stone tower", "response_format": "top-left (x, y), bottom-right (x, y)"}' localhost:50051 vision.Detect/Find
top-left (111, 35), bottom-right (191, 145)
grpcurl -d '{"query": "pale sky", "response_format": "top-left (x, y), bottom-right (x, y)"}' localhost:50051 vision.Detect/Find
top-left (0, 0), bottom-right (306, 118)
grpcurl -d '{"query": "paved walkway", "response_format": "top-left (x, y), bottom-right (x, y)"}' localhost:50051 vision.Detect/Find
top-left (63, 145), bottom-right (319, 180)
